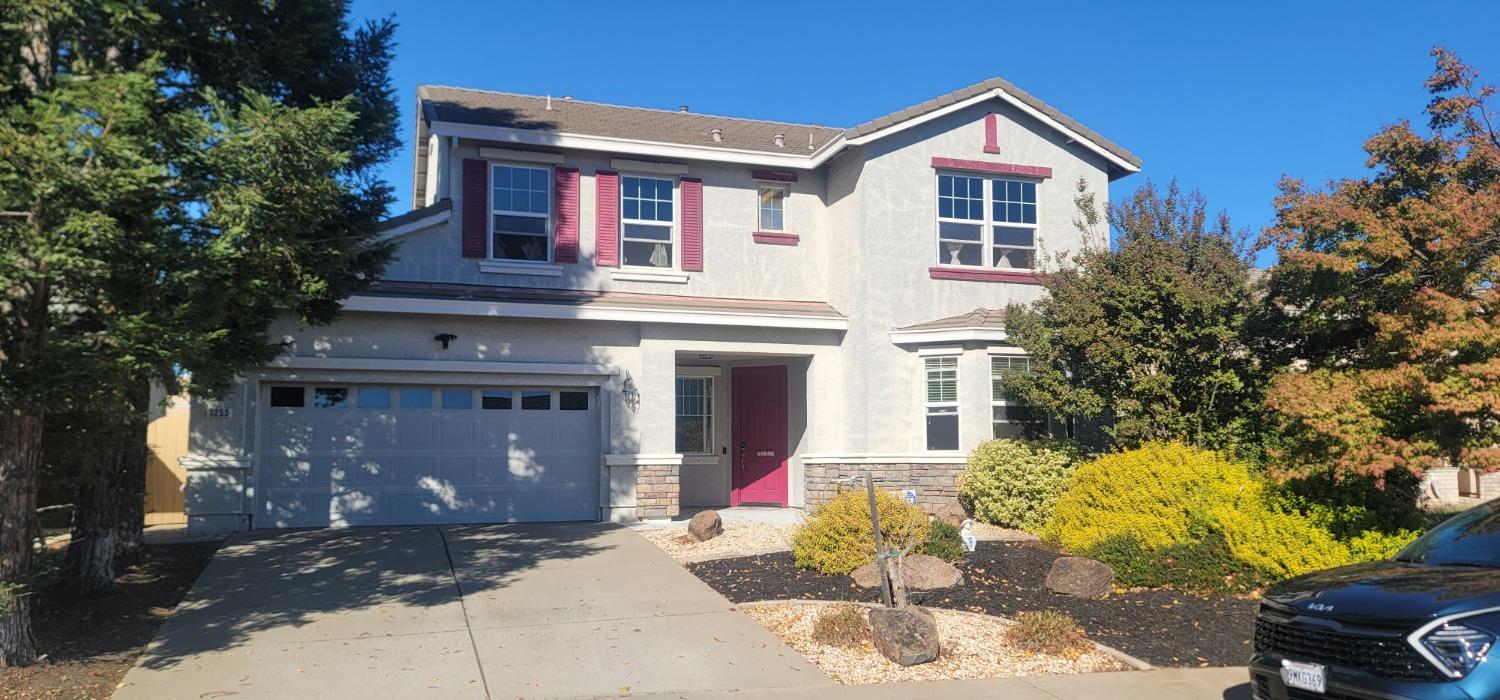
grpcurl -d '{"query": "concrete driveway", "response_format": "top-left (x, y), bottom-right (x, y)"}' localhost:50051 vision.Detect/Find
top-left (112, 523), bottom-right (829, 699)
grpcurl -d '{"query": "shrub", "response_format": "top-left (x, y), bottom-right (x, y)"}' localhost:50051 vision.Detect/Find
top-left (958, 438), bottom-right (1087, 530)
top-left (923, 521), bottom-right (967, 562)
top-left (793, 489), bottom-right (930, 574)
top-left (1045, 441), bottom-right (1413, 592)
top-left (811, 603), bottom-right (871, 648)
top-left (1045, 442), bottom-right (1261, 554)
top-left (1005, 610), bottom-right (1091, 656)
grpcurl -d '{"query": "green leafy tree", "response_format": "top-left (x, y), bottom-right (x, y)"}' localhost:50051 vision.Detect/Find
top-left (1257, 48), bottom-right (1500, 483)
top-left (1004, 179), bottom-right (1265, 451)
top-left (0, 1), bottom-right (395, 665)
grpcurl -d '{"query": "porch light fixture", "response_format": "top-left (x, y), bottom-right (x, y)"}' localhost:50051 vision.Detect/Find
top-left (621, 371), bottom-right (640, 414)
top-left (433, 333), bottom-right (458, 350)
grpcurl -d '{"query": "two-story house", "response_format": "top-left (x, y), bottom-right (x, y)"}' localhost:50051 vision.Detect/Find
top-left (181, 77), bottom-right (1139, 532)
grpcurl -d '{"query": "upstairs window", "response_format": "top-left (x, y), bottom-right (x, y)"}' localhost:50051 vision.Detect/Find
top-left (935, 173), bottom-right (1039, 270)
top-left (491, 164), bottom-right (551, 262)
top-left (924, 356), bottom-right (959, 450)
top-left (758, 183), bottom-right (787, 231)
top-left (621, 176), bottom-right (675, 268)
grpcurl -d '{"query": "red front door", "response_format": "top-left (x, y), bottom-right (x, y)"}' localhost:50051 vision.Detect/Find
top-left (731, 365), bottom-right (788, 506)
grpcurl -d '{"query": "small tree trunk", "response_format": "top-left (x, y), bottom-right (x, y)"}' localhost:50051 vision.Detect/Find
top-left (0, 410), bottom-right (43, 667)
top-left (64, 451), bottom-right (124, 594)
top-left (112, 377), bottom-right (151, 558)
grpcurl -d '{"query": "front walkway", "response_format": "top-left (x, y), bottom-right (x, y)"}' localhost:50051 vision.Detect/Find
top-left (112, 523), bottom-right (829, 699)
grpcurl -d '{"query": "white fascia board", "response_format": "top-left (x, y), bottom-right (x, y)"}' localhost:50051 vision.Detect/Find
top-left (845, 93), bottom-right (996, 146)
top-left (429, 120), bottom-right (825, 170)
top-left (342, 294), bottom-right (850, 331)
top-left (889, 327), bottom-right (1008, 345)
top-left (375, 209), bottom-right (452, 243)
top-left (264, 355), bottom-right (617, 377)
top-left (845, 89), bottom-right (1139, 174)
top-left (801, 453), bottom-right (968, 465)
top-left (990, 88), bottom-right (1139, 173)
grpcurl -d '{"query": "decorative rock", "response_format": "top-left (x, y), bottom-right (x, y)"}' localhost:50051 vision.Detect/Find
top-left (869, 606), bottom-right (940, 666)
top-left (935, 502), bottom-right (968, 528)
top-left (1044, 556), bottom-right (1114, 598)
top-left (850, 554), bottom-right (962, 590)
top-left (687, 510), bottom-right (723, 542)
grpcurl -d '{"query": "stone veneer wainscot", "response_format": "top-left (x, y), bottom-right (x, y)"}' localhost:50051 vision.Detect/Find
top-left (804, 462), bottom-right (964, 515)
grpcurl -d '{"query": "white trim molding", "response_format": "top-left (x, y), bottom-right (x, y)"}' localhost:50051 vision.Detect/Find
top-left (802, 453), bottom-right (968, 465)
top-left (265, 356), bottom-right (618, 377)
top-left (890, 327), bottom-right (1008, 345)
top-left (430, 120), bottom-right (841, 170)
top-left (604, 453), bottom-right (686, 466)
top-left (610, 158), bottom-right (690, 175)
top-left (478, 146), bottom-right (565, 164)
top-left (916, 345), bottom-right (964, 357)
top-left (342, 294), bottom-right (850, 331)
top-left (986, 346), bottom-right (1029, 356)
top-left (479, 261), bottom-right (564, 277)
top-left (611, 269), bottom-right (690, 284)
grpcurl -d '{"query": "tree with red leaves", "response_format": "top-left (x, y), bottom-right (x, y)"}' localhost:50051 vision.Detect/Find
top-left (1257, 48), bottom-right (1500, 484)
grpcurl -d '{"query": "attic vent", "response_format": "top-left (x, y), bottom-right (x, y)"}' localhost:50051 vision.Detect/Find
top-left (679, 105), bottom-right (689, 113)
top-left (710, 128), bottom-right (722, 143)
top-left (773, 133), bottom-right (785, 148)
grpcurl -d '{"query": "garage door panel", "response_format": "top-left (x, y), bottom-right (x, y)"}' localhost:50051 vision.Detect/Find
top-left (258, 383), bottom-right (599, 528)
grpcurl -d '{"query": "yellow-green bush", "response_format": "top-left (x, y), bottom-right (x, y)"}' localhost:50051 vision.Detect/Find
top-left (1045, 441), bottom-right (1417, 592)
top-left (958, 438), bottom-right (1087, 530)
top-left (793, 489), bottom-right (930, 574)
top-left (1045, 442), bottom-right (1261, 553)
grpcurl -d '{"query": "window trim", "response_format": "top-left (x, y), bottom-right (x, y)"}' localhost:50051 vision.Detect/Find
top-left (675, 375), bottom-right (715, 455)
top-left (619, 173), bottom-right (678, 270)
top-left (922, 354), bottom-right (961, 451)
top-left (755, 181), bottom-right (789, 232)
top-left (488, 161), bottom-right (555, 264)
top-left (933, 171), bottom-right (1040, 271)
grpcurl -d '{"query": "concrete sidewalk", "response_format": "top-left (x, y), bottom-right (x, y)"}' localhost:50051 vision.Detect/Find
top-left (658, 667), bottom-right (1252, 699)
top-left (112, 523), bottom-right (828, 699)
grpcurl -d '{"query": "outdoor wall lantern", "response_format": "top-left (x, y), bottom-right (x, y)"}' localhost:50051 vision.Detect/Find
top-left (433, 333), bottom-right (458, 350)
top-left (622, 371), bottom-right (640, 414)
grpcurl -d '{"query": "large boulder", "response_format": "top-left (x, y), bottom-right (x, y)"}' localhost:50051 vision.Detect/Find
top-left (935, 502), bottom-right (968, 528)
top-left (850, 554), bottom-right (962, 590)
top-left (687, 510), bottom-right (723, 542)
top-left (1044, 556), bottom-right (1114, 598)
top-left (869, 606), bottom-right (940, 666)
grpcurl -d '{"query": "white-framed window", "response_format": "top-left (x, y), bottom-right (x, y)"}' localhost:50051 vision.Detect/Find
top-left (620, 175), bottom-right (675, 268)
top-left (757, 183), bottom-right (787, 231)
top-left (491, 163), bottom-right (551, 262)
top-left (935, 173), bottom-right (1039, 270)
top-left (923, 355), bottom-right (959, 450)
top-left (675, 376), bottom-right (713, 454)
top-left (991, 355), bottom-right (1041, 438)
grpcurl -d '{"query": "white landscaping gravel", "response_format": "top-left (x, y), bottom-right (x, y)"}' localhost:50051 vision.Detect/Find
top-left (739, 602), bottom-right (1128, 685)
top-left (636, 522), bottom-right (800, 562)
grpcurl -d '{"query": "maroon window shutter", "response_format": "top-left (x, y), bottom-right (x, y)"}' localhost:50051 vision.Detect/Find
top-left (680, 177), bottom-right (703, 271)
top-left (461, 158), bottom-right (489, 258)
top-left (554, 167), bottom-right (580, 263)
top-left (594, 171), bottom-right (619, 267)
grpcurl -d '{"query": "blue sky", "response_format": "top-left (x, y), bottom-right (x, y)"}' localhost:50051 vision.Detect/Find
top-left (351, 0), bottom-right (1500, 266)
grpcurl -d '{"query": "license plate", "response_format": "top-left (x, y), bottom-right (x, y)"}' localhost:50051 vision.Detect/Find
top-left (1281, 659), bottom-right (1327, 694)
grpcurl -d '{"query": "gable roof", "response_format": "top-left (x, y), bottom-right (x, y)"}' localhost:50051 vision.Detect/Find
top-left (413, 78), bottom-right (1140, 204)
top-left (419, 86), bottom-right (844, 156)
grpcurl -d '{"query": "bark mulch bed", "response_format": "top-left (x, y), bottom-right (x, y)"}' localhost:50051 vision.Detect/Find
top-left (1, 542), bottom-right (221, 700)
top-left (688, 540), bottom-right (1258, 668)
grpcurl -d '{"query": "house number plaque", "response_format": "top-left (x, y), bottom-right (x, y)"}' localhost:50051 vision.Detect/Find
top-left (756, 450), bottom-right (775, 457)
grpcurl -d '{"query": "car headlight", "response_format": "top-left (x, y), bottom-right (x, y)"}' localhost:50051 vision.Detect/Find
top-left (1418, 623), bottom-right (1494, 678)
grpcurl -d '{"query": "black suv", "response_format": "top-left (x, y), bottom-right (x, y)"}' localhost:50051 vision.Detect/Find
top-left (1251, 499), bottom-right (1500, 699)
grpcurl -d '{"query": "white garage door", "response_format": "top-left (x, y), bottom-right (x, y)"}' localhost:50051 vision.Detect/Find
top-left (256, 383), bottom-right (600, 528)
